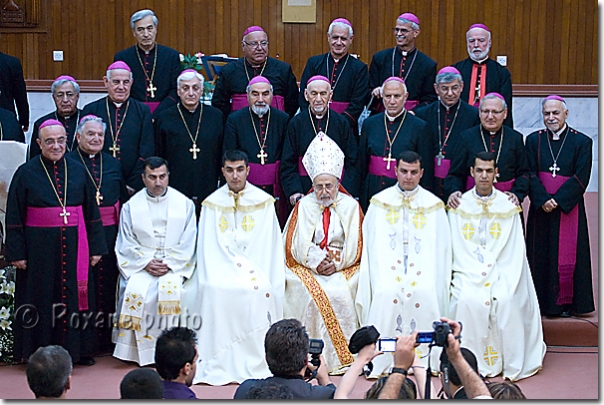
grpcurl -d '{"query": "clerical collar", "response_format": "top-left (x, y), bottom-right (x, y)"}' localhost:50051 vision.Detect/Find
top-left (386, 109), bottom-right (406, 122)
top-left (113, 101), bottom-right (124, 108)
top-left (551, 124), bottom-right (567, 141)
top-left (471, 55), bottom-right (489, 64)
top-left (315, 112), bottom-right (325, 119)
top-left (138, 42), bottom-right (156, 55)
top-left (396, 184), bottom-right (419, 198)
top-left (41, 155), bottom-right (64, 165)
top-left (473, 187), bottom-right (494, 200)
top-left (146, 188), bottom-right (169, 201)
top-left (398, 46), bottom-right (416, 56)
top-left (245, 58), bottom-right (265, 69)
top-left (440, 99), bottom-right (459, 111)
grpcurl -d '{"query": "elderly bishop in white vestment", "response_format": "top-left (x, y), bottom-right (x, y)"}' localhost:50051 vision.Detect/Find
top-left (113, 186), bottom-right (197, 366)
top-left (448, 187), bottom-right (545, 381)
top-left (283, 132), bottom-right (363, 375)
top-left (193, 164), bottom-right (285, 386)
top-left (356, 152), bottom-right (451, 378)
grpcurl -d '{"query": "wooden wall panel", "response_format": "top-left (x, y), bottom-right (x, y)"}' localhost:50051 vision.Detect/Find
top-left (0, 0), bottom-right (597, 85)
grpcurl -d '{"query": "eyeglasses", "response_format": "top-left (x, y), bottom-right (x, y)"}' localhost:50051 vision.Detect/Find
top-left (243, 40), bottom-right (269, 48)
top-left (314, 183), bottom-right (336, 191)
top-left (393, 28), bottom-right (414, 34)
top-left (54, 92), bottom-right (76, 100)
top-left (43, 137), bottom-right (67, 146)
top-left (479, 109), bottom-right (505, 116)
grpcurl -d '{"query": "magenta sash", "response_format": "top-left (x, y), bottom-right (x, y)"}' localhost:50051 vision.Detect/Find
top-left (369, 155), bottom-right (397, 179)
top-left (434, 157), bottom-right (451, 179)
top-left (231, 94), bottom-right (286, 112)
top-left (248, 161), bottom-right (280, 187)
top-left (26, 206), bottom-right (90, 311)
top-left (329, 101), bottom-right (350, 114)
top-left (99, 201), bottom-right (121, 227)
top-left (297, 157), bottom-right (309, 177)
top-left (143, 101), bottom-right (160, 114)
top-left (466, 176), bottom-right (515, 192)
top-left (405, 100), bottom-right (419, 110)
top-left (538, 172), bottom-right (578, 305)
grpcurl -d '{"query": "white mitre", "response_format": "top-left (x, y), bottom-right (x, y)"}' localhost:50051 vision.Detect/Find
top-left (302, 131), bottom-right (345, 181)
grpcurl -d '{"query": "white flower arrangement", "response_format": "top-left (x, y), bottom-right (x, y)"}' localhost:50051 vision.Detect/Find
top-left (0, 266), bottom-right (15, 363)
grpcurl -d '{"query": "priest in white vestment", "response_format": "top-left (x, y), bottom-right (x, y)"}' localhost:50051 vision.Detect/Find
top-left (193, 149), bottom-right (285, 386)
top-left (113, 157), bottom-right (197, 366)
top-left (356, 151), bottom-right (451, 378)
top-left (448, 151), bottom-right (545, 381)
top-left (283, 132), bottom-right (363, 375)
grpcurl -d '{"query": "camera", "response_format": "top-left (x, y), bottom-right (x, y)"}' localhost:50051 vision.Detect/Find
top-left (309, 338), bottom-right (324, 355)
top-left (377, 337), bottom-right (397, 352)
top-left (416, 321), bottom-right (452, 347)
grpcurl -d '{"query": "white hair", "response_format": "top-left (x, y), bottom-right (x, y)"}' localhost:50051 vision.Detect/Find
top-left (328, 21), bottom-right (353, 37)
top-left (130, 9), bottom-right (158, 30)
top-left (106, 69), bottom-right (133, 80)
top-left (246, 83), bottom-right (273, 93)
top-left (177, 70), bottom-right (204, 88)
top-left (466, 27), bottom-right (491, 42)
top-left (541, 98), bottom-right (568, 112)
top-left (396, 17), bottom-right (419, 31)
top-left (480, 94), bottom-right (507, 110)
top-left (381, 79), bottom-right (407, 95)
top-left (51, 78), bottom-right (80, 95)
top-left (77, 116), bottom-right (106, 135)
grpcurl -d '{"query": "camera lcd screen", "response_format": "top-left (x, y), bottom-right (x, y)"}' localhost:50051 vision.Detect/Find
top-left (416, 332), bottom-right (434, 344)
top-left (378, 338), bottom-right (396, 352)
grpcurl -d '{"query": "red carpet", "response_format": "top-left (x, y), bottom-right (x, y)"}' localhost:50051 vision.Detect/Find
top-left (0, 193), bottom-right (597, 399)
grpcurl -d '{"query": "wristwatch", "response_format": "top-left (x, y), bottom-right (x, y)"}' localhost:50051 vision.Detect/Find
top-left (390, 367), bottom-right (408, 376)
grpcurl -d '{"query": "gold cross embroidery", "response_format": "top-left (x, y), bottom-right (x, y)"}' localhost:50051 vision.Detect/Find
top-left (483, 346), bottom-right (499, 366)
top-left (412, 212), bottom-right (427, 229)
top-left (242, 215), bottom-right (255, 232)
top-left (219, 216), bottom-right (228, 233)
top-left (489, 222), bottom-right (501, 239)
top-left (327, 248), bottom-right (341, 262)
top-left (386, 209), bottom-right (400, 225)
top-left (462, 223), bottom-right (474, 240)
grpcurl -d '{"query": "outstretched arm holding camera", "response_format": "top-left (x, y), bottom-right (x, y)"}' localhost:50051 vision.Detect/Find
top-left (440, 317), bottom-right (492, 399)
top-left (334, 344), bottom-right (382, 399)
top-left (377, 331), bottom-right (418, 399)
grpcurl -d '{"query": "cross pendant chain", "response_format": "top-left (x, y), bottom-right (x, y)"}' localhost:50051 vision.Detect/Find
top-left (60, 207), bottom-right (70, 225)
top-left (549, 162), bottom-right (560, 178)
top-left (384, 151), bottom-right (396, 171)
top-left (109, 143), bottom-right (120, 157)
top-left (436, 152), bottom-right (445, 166)
top-left (190, 143), bottom-right (200, 159)
top-left (257, 149), bottom-right (268, 165)
top-left (95, 190), bottom-right (103, 206)
top-left (147, 81), bottom-right (157, 98)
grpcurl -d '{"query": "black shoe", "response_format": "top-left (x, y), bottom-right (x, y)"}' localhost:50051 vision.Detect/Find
top-left (559, 310), bottom-right (572, 318)
top-left (74, 356), bottom-right (96, 366)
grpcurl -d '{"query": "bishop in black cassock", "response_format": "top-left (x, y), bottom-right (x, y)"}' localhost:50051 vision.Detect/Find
top-left (30, 76), bottom-right (82, 159)
top-left (453, 23), bottom-right (513, 128)
top-left (0, 106), bottom-right (24, 142)
top-left (281, 76), bottom-right (359, 202)
top-left (5, 120), bottom-right (107, 364)
top-left (114, 10), bottom-right (182, 117)
top-left (155, 70), bottom-right (224, 216)
top-left (212, 26), bottom-right (299, 120)
top-left (66, 115), bottom-right (129, 352)
top-left (369, 13), bottom-right (437, 113)
top-left (223, 76), bottom-right (290, 225)
top-left (82, 61), bottom-right (154, 193)
top-left (298, 18), bottom-right (369, 133)
top-left (525, 96), bottom-right (594, 317)
top-left (414, 66), bottom-right (480, 201)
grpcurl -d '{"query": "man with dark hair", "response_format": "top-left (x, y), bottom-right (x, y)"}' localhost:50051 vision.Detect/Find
top-left (155, 326), bottom-right (198, 399)
top-left (26, 345), bottom-right (73, 399)
top-left (194, 150), bottom-right (284, 385)
top-left (113, 156), bottom-right (197, 366)
top-left (114, 9), bottom-right (182, 116)
top-left (447, 152), bottom-right (545, 381)
top-left (245, 381), bottom-right (295, 399)
top-left (438, 347), bottom-right (480, 399)
top-left (120, 368), bottom-right (164, 399)
top-left (234, 319), bottom-right (335, 399)
top-left (357, 150), bottom-right (450, 376)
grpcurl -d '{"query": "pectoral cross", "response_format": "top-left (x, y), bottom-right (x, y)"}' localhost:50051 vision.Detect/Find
top-left (189, 143), bottom-right (200, 159)
top-left (95, 190), bottom-right (103, 206)
top-left (436, 152), bottom-right (445, 167)
top-left (60, 207), bottom-right (70, 225)
top-left (147, 81), bottom-right (157, 99)
top-left (383, 151), bottom-right (396, 171)
top-left (549, 162), bottom-right (560, 178)
top-left (257, 149), bottom-right (268, 165)
top-left (109, 143), bottom-right (120, 157)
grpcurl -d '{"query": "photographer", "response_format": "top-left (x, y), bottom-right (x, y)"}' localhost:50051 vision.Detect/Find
top-left (234, 319), bottom-right (336, 399)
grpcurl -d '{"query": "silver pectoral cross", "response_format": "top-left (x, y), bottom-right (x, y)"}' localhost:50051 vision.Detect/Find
top-left (549, 162), bottom-right (560, 178)
top-left (60, 207), bottom-right (70, 225)
top-left (436, 152), bottom-right (445, 167)
top-left (147, 81), bottom-right (157, 98)
top-left (384, 151), bottom-right (396, 171)
top-left (257, 149), bottom-right (268, 165)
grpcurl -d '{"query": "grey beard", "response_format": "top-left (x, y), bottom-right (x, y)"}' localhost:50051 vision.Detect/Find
top-left (469, 46), bottom-right (490, 62)
top-left (252, 104), bottom-right (269, 116)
